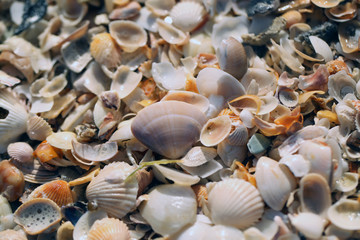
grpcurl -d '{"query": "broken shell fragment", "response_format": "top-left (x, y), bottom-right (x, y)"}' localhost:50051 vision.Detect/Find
top-left (156, 19), bottom-right (188, 45)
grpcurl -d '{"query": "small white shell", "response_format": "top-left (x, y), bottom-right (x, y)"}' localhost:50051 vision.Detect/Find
top-left (335, 172), bottom-right (359, 193)
top-left (200, 115), bottom-right (232, 147)
top-left (278, 87), bottom-right (299, 108)
top-left (206, 178), bottom-right (264, 229)
top-left (156, 19), bottom-right (188, 45)
top-left (170, 1), bottom-right (205, 32)
top-left (240, 68), bottom-right (277, 96)
top-left (328, 70), bottom-right (357, 102)
top-left (181, 146), bottom-right (217, 167)
top-left (279, 154), bottom-right (310, 177)
top-left (203, 225), bottom-right (245, 240)
top-left (327, 199), bottom-right (360, 231)
top-left (152, 164), bottom-right (200, 186)
top-left (289, 212), bottom-right (325, 239)
top-left (7, 142), bottom-right (34, 164)
top-left (46, 132), bottom-right (77, 150)
top-left (111, 65), bottom-right (143, 99)
top-left (151, 62), bottom-right (186, 90)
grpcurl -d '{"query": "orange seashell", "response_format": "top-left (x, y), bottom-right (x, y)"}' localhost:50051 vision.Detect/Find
top-left (140, 78), bottom-right (156, 98)
top-left (185, 74), bottom-right (199, 93)
top-left (0, 160), bottom-right (24, 202)
top-left (316, 110), bottom-right (339, 124)
top-left (27, 180), bottom-right (75, 207)
top-left (34, 140), bottom-right (63, 163)
top-left (87, 218), bottom-right (131, 240)
top-left (191, 184), bottom-right (208, 207)
top-left (232, 162), bottom-right (257, 187)
top-left (197, 53), bottom-right (219, 69)
top-left (326, 57), bottom-right (350, 76)
top-left (253, 116), bottom-right (287, 137)
top-left (90, 33), bottom-right (122, 70)
top-left (274, 106), bottom-right (303, 131)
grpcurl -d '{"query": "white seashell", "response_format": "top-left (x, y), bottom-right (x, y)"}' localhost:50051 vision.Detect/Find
top-left (240, 68), bottom-right (277, 96)
top-left (183, 33), bottom-right (214, 57)
top-left (203, 225), bottom-right (245, 240)
top-left (170, 1), bottom-right (206, 32)
top-left (0, 70), bottom-right (20, 87)
top-left (327, 199), bottom-right (360, 231)
top-left (140, 184), bottom-right (197, 236)
top-left (46, 132), bottom-right (77, 150)
top-left (73, 210), bottom-right (108, 240)
top-left (200, 115), bottom-right (232, 147)
top-left (217, 140), bottom-right (247, 167)
top-left (258, 96), bottom-right (279, 115)
top-left (131, 101), bottom-right (206, 159)
top-left (87, 218), bottom-right (130, 240)
top-left (335, 100), bottom-right (356, 133)
top-left (226, 124), bottom-right (248, 146)
top-left (86, 162), bottom-right (138, 219)
top-left (255, 157), bottom-right (296, 211)
top-left (109, 20), bottom-right (147, 52)
top-left (161, 91), bottom-right (209, 114)
top-left (0, 195), bottom-right (16, 231)
top-left (156, 19), bottom-right (188, 45)
top-left (135, 7), bottom-right (158, 32)
top-left (299, 173), bottom-right (331, 217)
top-left (122, 87), bottom-right (148, 113)
top-left (7, 142), bottom-right (34, 164)
top-left (145, 0), bottom-right (175, 16)
top-left (109, 119), bottom-right (134, 143)
top-left (181, 146), bottom-right (217, 167)
top-left (152, 164), bottom-right (200, 186)
top-left (151, 62), bottom-right (187, 90)
top-left (289, 213), bottom-right (325, 239)
top-left (0, 89), bottom-right (28, 153)
top-left (335, 172), bottom-right (359, 193)
top-left (111, 65), bottom-right (143, 99)
top-left (325, 223), bottom-right (354, 240)
top-left (179, 159), bottom-right (223, 178)
top-left (309, 36), bottom-right (333, 63)
top-left (206, 178), bottom-right (264, 229)
top-left (58, 0), bottom-right (88, 26)
top-left (278, 87), bottom-right (299, 108)
top-left (279, 154), bottom-right (310, 177)
top-left (71, 141), bottom-right (118, 163)
top-left (328, 70), bottom-right (357, 102)
top-left (169, 215), bottom-right (212, 240)
top-left (239, 109), bottom-right (255, 128)
top-left (41, 90), bottom-right (77, 119)
top-left (61, 37), bottom-right (92, 73)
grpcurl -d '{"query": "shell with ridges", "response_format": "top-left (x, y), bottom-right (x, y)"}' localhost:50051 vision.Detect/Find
top-left (205, 178), bottom-right (264, 229)
top-left (71, 141), bottom-right (118, 163)
top-left (170, 1), bottom-right (206, 32)
top-left (181, 146), bottom-right (217, 167)
top-left (7, 142), bottom-right (33, 164)
top-left (26, 115), bottom-right (53, 141)
top-left (73, 210), bottom-right (108, 240)
top-left (87, 218), bottom-right (130, 240)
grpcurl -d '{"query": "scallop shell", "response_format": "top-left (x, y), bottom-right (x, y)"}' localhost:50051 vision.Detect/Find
top-left (27, 180), bottom-right (75, 207)
top-left (131, 101), bottom-right (206, 159)
top-left (156, 19), bottom-right (188, 45)
top-left (109, 20), bottom-right (147, 52)
top-left (7, 142), bottom-right (33, 164)
top-left (90, 33), bottom-right (122, 70)
top-left (161, 91), bottom-right (210, 114)
top-left (327, 199), bottom-right (360, 230)
top-left (73, 210), bottom-right (108, 240)
top-left (170, 1), bottom-right (206, 32)
top-left (26, 115), bottom-right (53, 141)
top-left (206, 178), bottom-right (264, 229)
top-left (87, 218), bottom-right (130, 240)
top-left (200, 115), bottom-right (232, 147)
top-left (14, 198), bottom-right (62, 235)
top-left (0, 160), bottom-right (24, 202)
top-left (0, 229), bottom-right (27, 240)
top-left (328, 70), bottom-right (357, 102)
top-left (86, 162), bottom-right (138, 219)
top-left (255, 157), bottom-right (296, 211)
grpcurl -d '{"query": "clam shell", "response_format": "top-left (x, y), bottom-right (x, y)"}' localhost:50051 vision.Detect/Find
top-left (311, 0), bottom-right (341, 8)
top-left (151, 62), bottom-right (186, 90)
top-left (111, 65), bottom-right (143, 99)
top-left (156, 19), bottom-right (188, 45)
top-left (206, 178), bottom-right (264, 229)
top-left (328, 70), bottom-right (357, 102)
top-left (217, 140), bottom-right (247, 167)
top-left (278, 87), bottom-right (299, 108)
top-left (288, 212), bottom-right (325, 239)
top-left (26, 115), bottom-right (53, 141)
top-left (12, 159), bottom-right (59, 184)
top-left (170, 1), bottom-right (205, 32)
top-left (200, 115), bottom-right (232, 147)
top-left (27, 180), bottom-right (75, 207)
top-left (255, 157), bottom-right (296, 211)
top-left (109, 20), bottom-right (147, 52)
top-left (90, 33), bottom-right (122, 70)
top-left (71, 141), bottom-right (118, 163)
top-left (0, 160), bottom-right (24, 202)
top-left (299, 173), bottom-right (331, 217)
top-left (56, 221), bottom-right (74, 240)
top-left (161, 91), bottom-right (210, 114)
top-left (131, 101), bottom-right (206, 159)
top-left (335, 172), bottom-right (359, 192)
top-left (279, 154), bottom-right (310, 177)
top-left (0, 230), bottom-right (27, 240)
top-left (87, 218), bottom-right (130, 240)
top-left (7, 142), bottom-right (34, 164)
top-left (327, 199), bottom-right (360, 230)
top-left (14, 198), bottom-right (62, 235)
top-left (86, 162), bottom-right (138, 218)
top-left (46, 132), bottom-right (77, 150)
top-left (139, 184), bottom-right (197, 236)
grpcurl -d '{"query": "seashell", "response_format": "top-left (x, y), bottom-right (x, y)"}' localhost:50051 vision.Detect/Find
top-left (327, 199), bottom-right (360, 230)
top-left (311, 0), bottom-right (341, 8)
top-left (90, 33), bottom-right (122, 71)
top-left (170, 1), bottom-right (206, 32)
top-left (200, 115), bottom-right (232, 147)
top-left (140, 184), bottom-right (197, 236)
top-left (14, 198), bottom-right (62, 235)
top-left (58, 0), bottom-right (88, 26)
top-left (229, 95), bottom-right (262, 115)
top-left (181, 146), bottom-right (217, 167)
top-left (324, 223), bottom-right (354, 239)
top-left (0, 51), bottom-right (33, 82)
top-left (110, 65), bottom-right (142, 99)
top-left (73, 210), bottom-right (108, 240)
top-left (145, 0), bottom-right (175, 16)
top-left (218, 140), bottom-right (247, 167)
top-left (0, 194), bottom-right (15, 231)
top-left (61, 37), bottom-right (92, 73)
top-left (131, 101), bottom-right (206, 159)
top-left (109, 1), bottom-right (141, 20)
top-left (309, 36), bottom-right (333, 62)
top-left (253, 116), bottom-right (286, 136)
top-left (161, 91), bottom-right (209, 114)
top-left (46, 131), bottom-right (77, 150)
top-left (0, 160), bottom-right (24, 202)
top-left (328, 70), bottom-right (357, 102)
top-left (87, 218), bottom-right (130, 240)
top-left (281, 10), bottom-right (303, 28)
top-left (278, 87), bottom-right (299, 108)
top-left (151, 62), bottom-right (187, 90)
top-left (169, 214), bottom-right (212, 239)
top-left (240, 68), bottom-right (277, 96)
top-left (336, 101), bottom-right (357, 133)
top-left (109, 20), bottom-right (147, 52)
top-left (152, 164), bottom-right (200, 186)
top-left (156, 19), bottom-right (188, 45)
top-left (325, 1), bottom-right (357, 22)
top-left (279, 154), bottom-right (310, 177)
top-left (255, 157), bottom-right (296, 211)
top-left (339, 20), bottom-right (360, 54)
top-left (335, 172), bottom-right (359, 192)
top-left (288, 212), bottom-right (325, 239)
top-left (227, 123), bottom-right (248, 146)
top-left (26, 115), bottom-right (53, 141)
top-left (0, 89), bottom-right (28, 153)
top-left (0, 70), bottom-right (20, 87)
top-left (71, 141), bottom-right (118, 163)
top-left (26, 180), bottom-right (75, 207)
top-left (298, 65), bottom-right (329, 92)
top-left (179, 158), bottom-right (223, 178)
top-left (0, 229), bottom-right (27, 240)
top-left (86, 162), bottom-right (138, 218)
top-left (205, 178), bottom-right (264, 229)
top-left (56, 221), bottom-right (74, 240)
top-left (134, 7), bottom-right (158, 32)
top-left (203, 225), bottom-right (245, 240)
top-left (33, 140), bottom-right (62, 164)
top-left (7, 142), bottom-right (33, 164)
top-left (299, 173), bottom-right (331, 217)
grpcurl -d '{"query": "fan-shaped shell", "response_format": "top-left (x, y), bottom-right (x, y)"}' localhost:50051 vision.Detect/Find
top-left (7, 142), bottom-right (33, 164)
top-left (14, 198), bottom-right (61, 235)
top-left (327, 199), bottom-right (360, 230)
top-left (131, 101), bottom-right (206, 159)
top-left (206, 178), bottom-right (264, 229)
top-left (87, 218), bottom-right (130, 240)
top-left (73, 210), bottom-right (108, 240)
top-left (26, 115), bottom-right (53, 141)
top-left (27, 180), bottom-right (75, 207)
top-left (161, 91), bottom-right (210, 113)
top-left (200, 115), bottom-right (232, 147)
top-left (109, 20), bottom-right (147, 52)
top-left (86, 162), bottom-right (138, 219)
top-left (90, 33), bottom-right (122, 70)
top-left (328, 70), bottom-right (357, 102)
top-left (170, 1), bottom-right (206, 32)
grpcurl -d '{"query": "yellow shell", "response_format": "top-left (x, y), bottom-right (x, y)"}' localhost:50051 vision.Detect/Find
top-left (87, 218), bottom-right (130, 240)
top-left (90, 33), bottom-right (122, 70)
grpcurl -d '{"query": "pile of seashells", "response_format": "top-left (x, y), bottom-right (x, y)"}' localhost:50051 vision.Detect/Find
top-left (1, 0), bottom-right (360, 239)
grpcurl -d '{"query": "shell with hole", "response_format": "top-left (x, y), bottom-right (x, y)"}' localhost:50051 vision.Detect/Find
top-left (131, 101), bottom-right (206, 159)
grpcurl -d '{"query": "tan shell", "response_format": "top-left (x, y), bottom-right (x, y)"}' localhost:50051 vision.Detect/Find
top-left (327, 199), bottom-right (360, 230)
top-left (335, 172), bottom-right (359, 192)
top-left (229, 95), bottom-right (262, 115)
top-left (7, 142), bottom-right (33, 164)
top-left (0, 160), bottom-right (24, 202)
top-left (109, 20), bottom-right (147, 52)
top-left (325, 1), bottom-right (357, 22)
top-left (87, 218), bottom-right (130, 240)
top-left (109, 1), bottom-right (141, 20)
top-left (161, 91), bottom-right (210, 114)
top-left (73, 210), bottom-right (108, 240)
top-left (156, 19), bottom-right (188, 45)
top-left (90, 33), bottom-right (122, 70)
top-left (14, 198), bottom-right (62, 235)
top-left (56, 221), bottom-right (74, 240)
top-left (206, 178), bottom-right (264, 229)
top-left (86, 162), bottom-right (138, 218)
top-left (131, 101), bottom-right (206, 159)
top-left (0, 229), bottom-right (27, 240)
top-left (27, 180), bottom-right (75, 207)
top-left (200, 115), bottom-right (232, 147)
top-left (339, 20), bottom-right (360, 53)
top-left (170, 1), bottom-right (206, 32)
top-left (311, 0), bottom-right (341, 8)
top-left (71, 141), bottom-right (118, 163)
top-left (26, 115), bottom-right (53, 141)
top-left (46, 131), bottom-right (77, 150)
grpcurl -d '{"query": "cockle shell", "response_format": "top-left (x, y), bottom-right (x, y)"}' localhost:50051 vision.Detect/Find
top-left (0, 160), bottom-right (24, 202)
top-left (170, 1), bottom-right (206, 32)
top-left (7, 142), bottom-right (33, 164)
top-left (26, 115), bottom-right (53, 141)
top-left (140, 184), bottom-right (197, 236)
top-left (327, 199), bottom-right (360, 230)
top-left (86, 162), bottom-right (138, 218)
top-left (14, 198), bottom-right (62, 235)
top-left (87, 218), bottom-right (130, 240)
top-left (255, 157), bottom-right (296, 211)
top-left (27, 180), bottom-right (75, 207)
top-left (200, 115), bottom-right (232, 147)
top-left (131, 101), bottom-right (206, 159)
top-left (0, 229), bottom-right (27, 240)
top-left (73, 210), bottom-right (108, 240)
top-left (205, 178), bottom-right (264, 229)
top-left (328, 70), bottom-right (357, 102)
top-left (109, 20), bottom-right (147, 52)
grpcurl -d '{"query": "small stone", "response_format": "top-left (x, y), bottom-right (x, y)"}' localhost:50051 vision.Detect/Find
top-left (247, 133), bottom-right (271, 155)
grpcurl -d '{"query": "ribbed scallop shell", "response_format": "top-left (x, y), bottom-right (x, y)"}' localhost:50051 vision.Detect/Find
top-left (7, 142), bottom-right (34, 164)
top-left (27, 180), bottom-right (75, 207)
top-left (26, 115), bottom-right (53, 141)
top-left (87, 218), bottom-right (130, 240)
top-left (86, 162), bottom-right (138, 219)
top-left (131, 101), bottom-right (206, 159)
top-left (90, 33), bottom-right (122, 70)
top-left (206, 178), bottom-right (264, 229)
top-left (170, 1), bottom-right (205, 32)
